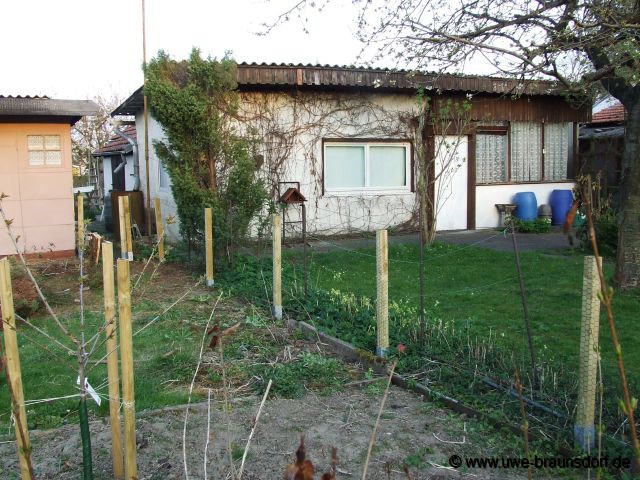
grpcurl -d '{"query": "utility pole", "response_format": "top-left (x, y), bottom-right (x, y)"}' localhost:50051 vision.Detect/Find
top-left (142, 0), bottom-right (152, 241)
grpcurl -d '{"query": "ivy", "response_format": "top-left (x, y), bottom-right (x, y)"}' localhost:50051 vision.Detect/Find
top-left (145, 48), bottom-right (268, 252)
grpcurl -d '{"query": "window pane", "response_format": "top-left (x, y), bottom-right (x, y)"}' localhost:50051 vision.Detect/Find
top-left (369, 146), bottom-right (406, 187)
top-left (44, 135), bottom-right (61, 150)
top-left (511, 122), bottom-right (542, 181)
top-left (325, 146), bottom-right (365, 189)
top-left (45, 150), bottom-right (62, 165)
top-left (27, 135), bottom-right (44, 151)
top-left (29, 150), bottom-right (45, 165)
top-left (544, 123), bottom-right (570, 181)
top-left (159, 162), bottom-right (171, 188)
top-left (476, 134), bottom-right (507, 183)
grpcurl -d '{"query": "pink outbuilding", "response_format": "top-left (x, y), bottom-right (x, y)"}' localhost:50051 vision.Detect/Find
top-left (0, 96), bottom-right (98, 257)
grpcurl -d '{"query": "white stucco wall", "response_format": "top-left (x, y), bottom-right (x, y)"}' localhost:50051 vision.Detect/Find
top-left (134, 114), bottom-right (181, 241)
top-left (132, 89), bottom-right (574, 238)
top-left (475, 182), bottom-right (575, 229)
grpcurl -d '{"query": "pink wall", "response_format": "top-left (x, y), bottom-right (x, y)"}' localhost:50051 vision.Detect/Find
top-left (0, 124), bottom-right (74, 256)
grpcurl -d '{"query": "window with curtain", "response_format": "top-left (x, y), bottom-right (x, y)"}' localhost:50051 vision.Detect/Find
top-left (324, 142), bottom-right (410, 193)
top-left (476, 133), bottom-right (507, 183)
top-left (511, 122), bottom-right (542, 182)
top-left (544, 123), bottom-right (571, 181)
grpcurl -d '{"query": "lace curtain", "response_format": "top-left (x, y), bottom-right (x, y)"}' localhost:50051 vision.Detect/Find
top-left (544, 123), bottom-right (571, 181)
top-left (511, 122), bottom-right (542, 182)
top-left (477, 133), bottom-right (507, 183)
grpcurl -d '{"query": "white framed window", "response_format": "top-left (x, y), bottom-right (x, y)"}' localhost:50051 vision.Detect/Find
top-left (27, 135), bottom-right (62, 166)
top-left (159, 161), bottom-right (171, 189)
top-left (323, 141), bottom-right (411, 194)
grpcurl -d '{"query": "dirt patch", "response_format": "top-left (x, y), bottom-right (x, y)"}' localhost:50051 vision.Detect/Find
top-left (1, 275), bottom-right (41, 320)
top-left (0, 386), bottom-right (523, 480)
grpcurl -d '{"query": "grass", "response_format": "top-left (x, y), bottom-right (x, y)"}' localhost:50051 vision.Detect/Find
top-left (0, 257), bottom-right (353, 431)
top-left (294, 241), bottom-right (639, 389)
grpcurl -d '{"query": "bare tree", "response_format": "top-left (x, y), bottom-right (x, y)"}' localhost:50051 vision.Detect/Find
top-left (72, 94), bottom-right (121, 187)
top-left (267, 0), bottom-right (640, 289)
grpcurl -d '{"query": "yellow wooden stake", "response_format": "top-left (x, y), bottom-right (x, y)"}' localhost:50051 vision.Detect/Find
top-left (376, 229), bottom-right (389, 357)
top-left (154, 198), bottom-right (165, 262)
top-left (117, 259), bottom-right (137, 480)
top-left (76, 194), bottom-right (85, 254)
top-left (272, 213), bottom-right (282, 319)
top-left (205, 207), bottom-right (214, 286)
top-left (575, 255), bottom-right (601, 451)
top-left (102, 243), bottom-right (124, 478)
top-left (0, 259), bottom-right (32, 479)
top-left (118, 196), bottom-right (128, 260)
top-left (123, 196), bottom-right (134, 261)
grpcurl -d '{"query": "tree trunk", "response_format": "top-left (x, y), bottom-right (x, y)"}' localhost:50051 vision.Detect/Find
top-left (614, 98), bottom-right (640, 289)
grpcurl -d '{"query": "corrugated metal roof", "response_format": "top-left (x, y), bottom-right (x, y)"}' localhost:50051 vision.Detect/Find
top-left (92, 125), bottom-right (137, 156)
top-left (591, 102), bottom-right (626, 123)
top-left (113, 62), bottom-right (564, 116)
top-left (0, 96), bottom-right (99, 121)
top-left (0, 95), bottom-right (50, 99)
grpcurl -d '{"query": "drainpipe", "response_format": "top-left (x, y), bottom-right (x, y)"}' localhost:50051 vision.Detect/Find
top-left (114, 128), bottom-right (141, 191)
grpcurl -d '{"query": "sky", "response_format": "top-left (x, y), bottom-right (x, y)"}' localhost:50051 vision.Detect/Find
top-left (1, 0), bottom-right (364, 101)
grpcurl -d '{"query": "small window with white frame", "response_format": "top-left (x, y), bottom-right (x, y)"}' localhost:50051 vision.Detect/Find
top-left (323, 140), bottom-right (411, 194)
top-left (159, 161), bottom-right (171, 189)
top-left (27, 135), bottom-right (62, 166)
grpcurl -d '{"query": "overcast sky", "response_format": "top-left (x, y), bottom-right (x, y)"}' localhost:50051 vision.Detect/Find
top-left (1, 0), bottom-right (364, 101)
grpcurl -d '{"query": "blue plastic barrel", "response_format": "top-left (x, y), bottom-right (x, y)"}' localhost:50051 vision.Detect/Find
top-left (550, 189), bottom-right (574, 225)
top-left (513, 192), bottom-right (538, 221)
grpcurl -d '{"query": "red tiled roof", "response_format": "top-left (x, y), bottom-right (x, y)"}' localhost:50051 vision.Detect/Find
top-left (93, 125), bottom-right (136, 155)
top-left (592, 102), bottom-right (626, 123)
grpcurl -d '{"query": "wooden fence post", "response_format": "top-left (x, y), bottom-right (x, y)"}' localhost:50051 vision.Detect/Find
top-left (205, 207), bottom-right (214, 287)
top-left (376, 229), bottom-right (389, 357)
top-left (102, 243), bottom-right (124, 479)
top-left (117, 259), bottom-right (137, 480)
top-left (272, 212), bottom-right (282, 320)
top-left (154, 198), bottom-right (165, 262)
top-left (0, 259), bottom-right (32, 479)
top-left (123, 196), bottom-right (133, 261)
top-left (575, 255), bottom-right (601, 452)
top-left (76, 193), bottom-right (85, 254)
top-left (118, 196), bottom-right (128, 260)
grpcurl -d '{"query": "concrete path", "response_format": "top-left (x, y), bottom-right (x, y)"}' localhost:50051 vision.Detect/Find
top-left (289, 228), bottom-right (572, 253)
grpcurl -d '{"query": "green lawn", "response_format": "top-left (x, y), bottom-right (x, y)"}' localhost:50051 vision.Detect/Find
top-left (296, 242), bottom-right (639, 387)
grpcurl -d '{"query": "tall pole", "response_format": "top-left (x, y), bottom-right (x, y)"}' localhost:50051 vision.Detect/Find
top-left (142, 0), bottom-right (152, 241)
top-left (376, 229), bottom-right (389, 357)
top-left (510, 221), bottom-right (537, 388)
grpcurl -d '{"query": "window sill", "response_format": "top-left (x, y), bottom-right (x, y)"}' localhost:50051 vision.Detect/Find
top-left (323, 189), bottom-right (413, 197)
top-left (476, 179), bottom-right (574, 186)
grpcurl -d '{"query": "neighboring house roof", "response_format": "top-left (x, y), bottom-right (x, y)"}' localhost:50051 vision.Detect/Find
top-left (591, 102), bottom-right (626, 123)
top-left (112, 63), bottom-right (566, 116)
top-left (92, 125), bottom-right (137, 156)
top-left (0, 95), bottom-right (99, 124)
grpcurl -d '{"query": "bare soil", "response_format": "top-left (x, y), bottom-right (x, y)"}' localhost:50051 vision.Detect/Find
top-left (0, 385), bottom-right (522, 480)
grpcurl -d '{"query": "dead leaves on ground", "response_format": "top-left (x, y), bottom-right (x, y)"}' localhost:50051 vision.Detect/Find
top-left (284, 436), bottom-right (336, 480)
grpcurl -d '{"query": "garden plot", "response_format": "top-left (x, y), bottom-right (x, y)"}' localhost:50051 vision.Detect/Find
top-left (0, 257), bottom-right (528, 479)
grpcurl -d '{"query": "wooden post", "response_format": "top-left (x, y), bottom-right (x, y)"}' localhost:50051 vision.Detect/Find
top-left (118, 196), bottom-right (128, 260)
top-left (0, 259), bottom-right (32, 479)
top-left (117, 259), bottom-right (137, 480)
top-left (154, 198), bottom-right (165, 262)
top-left (376, 229), bottom-right (389, 357)
top-left (575, 255), bottom-right (601, 452)
top-left (123, 196), bottom-right (134, 261)
top-left (272, 212), bottom-right (282, 319)
top-left (205, 207), bottom-right (214, 287)
top-left (102, 243), bottom-right (124, 479)
top-left (77, 193), bottom-right (85, 254)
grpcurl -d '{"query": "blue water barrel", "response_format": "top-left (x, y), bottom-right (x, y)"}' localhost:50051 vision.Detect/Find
top-left (513, 192), bottom-right (538, 221)
top-left (550, 189), bottom-right (574, 225)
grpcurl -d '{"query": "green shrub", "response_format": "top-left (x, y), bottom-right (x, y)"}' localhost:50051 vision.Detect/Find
top-left (510, 217), bottom-right (552, 233)
top-left (580, 212), bottom-right (618, 256)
